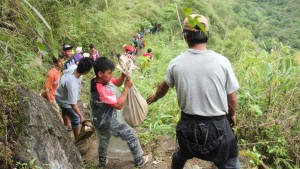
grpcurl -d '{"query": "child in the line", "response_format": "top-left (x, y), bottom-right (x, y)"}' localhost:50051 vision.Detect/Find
top-left (42, 56), bottom-right (64, 123)
top-left (55, 57), bottom-right (94, 139)
top-left (143, 48), bottom-right (153, 61)
top-left (90, 57), bottom-right (151, 168)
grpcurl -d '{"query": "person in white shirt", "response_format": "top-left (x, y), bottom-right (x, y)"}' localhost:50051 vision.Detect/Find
top-left (147, 14), bottom-right (240, 169)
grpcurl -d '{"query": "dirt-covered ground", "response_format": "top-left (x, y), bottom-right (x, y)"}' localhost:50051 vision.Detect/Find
top-left (80, 134), bottom-right (215, 169)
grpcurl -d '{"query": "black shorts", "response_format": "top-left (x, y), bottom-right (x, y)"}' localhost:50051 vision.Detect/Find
top-left (176, 112), bottom-right (239, 166)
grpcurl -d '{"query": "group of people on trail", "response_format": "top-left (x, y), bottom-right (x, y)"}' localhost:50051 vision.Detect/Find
top-left (43, 44), bottom-right (101, 131)
top-left (43, 43), bottom-right (152, 167)
top-left (42, 13), bottom-right (240, 169)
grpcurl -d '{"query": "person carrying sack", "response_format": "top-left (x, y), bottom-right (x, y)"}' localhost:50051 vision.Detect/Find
top-left (90, 57), bottom-right (151, 168)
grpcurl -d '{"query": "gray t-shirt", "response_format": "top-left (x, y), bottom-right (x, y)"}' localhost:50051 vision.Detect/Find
top-left (55, 73), bottom-right (82, 108)
top-left (164, 49), bottom-right (239, 116)
top-left (64, 64), bottom-right (77, 75)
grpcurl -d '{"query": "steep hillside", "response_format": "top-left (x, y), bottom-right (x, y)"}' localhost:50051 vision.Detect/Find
top-left (235, 0), bottom-right (300, 51)
top-left (0, 0), bottom-right (299, 168)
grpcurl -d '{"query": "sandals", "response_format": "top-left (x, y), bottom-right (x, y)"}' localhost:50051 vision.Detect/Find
top-left (99, 158), bottom-right (108, 168)
top-left (66, 126), bottom-right (72, 131)
top-left (137, 155), bottom-right (152, 168)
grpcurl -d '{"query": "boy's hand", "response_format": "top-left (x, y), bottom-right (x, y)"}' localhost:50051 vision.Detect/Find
top-left (124, 79), bottom-right (133, 88)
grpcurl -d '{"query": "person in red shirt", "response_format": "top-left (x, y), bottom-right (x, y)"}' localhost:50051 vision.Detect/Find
top-left (89, 44), bottom-right (100, 61)
top-left (42, 56), bottom-right (64, 122)
top-left (123, 44), bottom-right (134, 54)
top-left (143, 48), bottom-right (153, 61)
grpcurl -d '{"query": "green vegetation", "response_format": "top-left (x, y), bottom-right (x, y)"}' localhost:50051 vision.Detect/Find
top-left (0, 0), bottom-right (299, 168)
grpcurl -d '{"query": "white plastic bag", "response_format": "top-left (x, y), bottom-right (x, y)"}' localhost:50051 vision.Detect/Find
top-left (116, 55), bottom-right (148, 127)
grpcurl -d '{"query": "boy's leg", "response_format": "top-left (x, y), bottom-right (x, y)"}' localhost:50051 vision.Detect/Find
top-left (63, 114), bottom-right (71, 130)
top-left (73, 127), bottom-right (80, 140)
top-left (61, 107), bottom-right (80, 139)
top-left (60, 108), bottom-right (70, 129)
top-left (95, 129), bottom-right (112, 167)
top-left (51, 100), bottom-right (64, 124)
top-left (112, 120), bottom-right (144, 166)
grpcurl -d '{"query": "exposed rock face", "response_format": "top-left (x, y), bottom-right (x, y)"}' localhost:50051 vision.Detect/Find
top-left (13, 89), bottom-right (83, 169)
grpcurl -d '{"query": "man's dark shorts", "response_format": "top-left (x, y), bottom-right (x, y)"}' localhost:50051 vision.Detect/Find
top-left (176, 112), bottom-right (239, 167)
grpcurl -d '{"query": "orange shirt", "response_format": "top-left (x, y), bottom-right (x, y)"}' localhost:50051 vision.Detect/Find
top-left (44, 68), bottom-right (60, 101)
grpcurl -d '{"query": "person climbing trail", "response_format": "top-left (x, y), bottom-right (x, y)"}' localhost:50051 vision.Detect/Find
top-left (55, 57), bottom-right (94, 140)
top-left (123, 44), bottom-right (134, 54)
top-left (89, 44), bottom-right (100, 61)
top-left (41, 56), bottom-right (64, 123)
top-left (90, 57), bottom-right (152, 168)
top-left (143, 48), bottom-right (153, 61)
top-left (62, 44), bottom-right (77, 70)
top-left (73, 46), bottom-right (84, 63)
top-left (147, 14), bottom-right (240, 169)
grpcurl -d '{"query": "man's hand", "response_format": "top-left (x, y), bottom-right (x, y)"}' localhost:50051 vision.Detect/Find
top-left (146, 81), bottom-right (170, 105)
top-left (79, 115), bottom-right (85, 124)
top-left (228, 114), bottom-right (237, 127)
top-left (146, 94), bottom-right (158, 105)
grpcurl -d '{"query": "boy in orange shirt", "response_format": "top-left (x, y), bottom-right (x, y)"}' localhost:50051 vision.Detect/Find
top-left (42, 56), bottom-right (64, 123)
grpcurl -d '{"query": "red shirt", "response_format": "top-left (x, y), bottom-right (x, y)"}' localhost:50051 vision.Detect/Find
top-left (143, 53), bottom-right (153, 60)
top-left (95, 78), bottom-right (118, 106)
top-left (124, 45), bottom-right (134, 52)
top-left (44, 68), bottom-right (60, 101)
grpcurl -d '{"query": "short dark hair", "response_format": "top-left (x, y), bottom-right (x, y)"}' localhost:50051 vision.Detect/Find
top-left (58, 53), bottom-right (64, 59)
top-left (93, 57), bottom-right (115, 75)
top-left (147, 48), bottom-right (152, 53)
top-left (76, 57), bottom-right (94, 74)
top-left (89, 44), bottom-right (94, 48)
top-left (52, 55), bottom-right (64, 64)
top-left (52, 57), bottom-right (58, 64)
top-left (116, 53), bottom-right (121, 58)
top-left (182, 24), bottom-right (209, 45)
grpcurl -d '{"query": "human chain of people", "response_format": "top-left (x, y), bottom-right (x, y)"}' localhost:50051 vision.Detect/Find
top-left (41, 15), bottom-right (240, 169)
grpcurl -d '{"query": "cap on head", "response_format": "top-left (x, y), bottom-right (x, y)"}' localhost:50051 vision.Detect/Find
top-left (76, 47), bottom-right (83, 54)
top-left (63, 44), bottom-right (73, 51)
top-left (183, 14), bottom-right (209, 32)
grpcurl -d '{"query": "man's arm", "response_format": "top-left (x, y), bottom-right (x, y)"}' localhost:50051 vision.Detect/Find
top-left (114, 73), bottom-right (126, 87)
top-left (146, 81), bottom-right (170, 105)
top-left (71, 104), bottom-right (84, 122)
top-left (227, 92), bottom-right (238, 127)
top-left (110, 79), bottom-right (132, 110)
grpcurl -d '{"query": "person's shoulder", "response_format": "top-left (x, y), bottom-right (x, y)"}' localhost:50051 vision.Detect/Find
top-left (48, 68), bottom-right (59, 76)
top-left (170, 51), bottom-right (188, 62)
top-left (208, 50), bottom-right (229, 60)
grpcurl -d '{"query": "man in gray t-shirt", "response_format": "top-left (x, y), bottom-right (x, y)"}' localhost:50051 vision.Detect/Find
top-left (55, 57), bottom-right (94, 140)
top-left (147, 14), bottom-right (240, 169)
